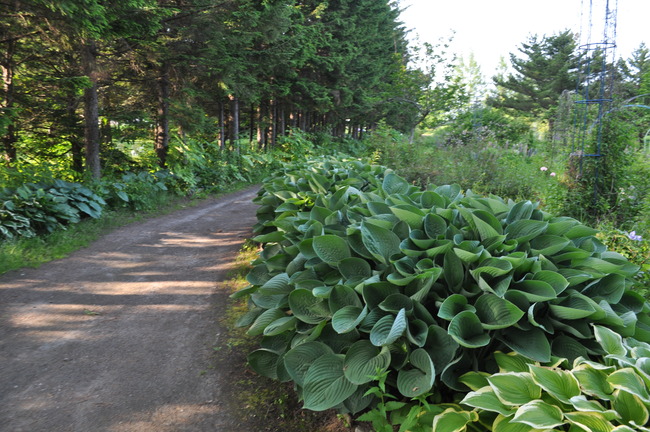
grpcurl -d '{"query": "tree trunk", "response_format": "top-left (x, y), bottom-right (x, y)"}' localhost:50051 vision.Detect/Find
top-left (219, 101), bottom-right (225, 150)
top-left (1, 37), bottom-right (17, 164)
top-left (81, 39), bottom-right (101, 179)
top-left (270, 100), bottom-right (277, 148)
top-left (229, 94), bottom-right (239, 149)
top-left (154, 61), bottom-right (170, 168)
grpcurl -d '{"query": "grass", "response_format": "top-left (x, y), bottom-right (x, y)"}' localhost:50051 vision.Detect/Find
top-left (0, 181), bottom-right (253, 275)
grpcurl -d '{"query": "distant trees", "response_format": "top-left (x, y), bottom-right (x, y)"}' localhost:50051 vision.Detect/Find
top-left (1, 0), bottom-right (430, 178)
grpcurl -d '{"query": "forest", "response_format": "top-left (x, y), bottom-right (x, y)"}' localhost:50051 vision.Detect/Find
top-left (2, 0), bottom-right (650, 430)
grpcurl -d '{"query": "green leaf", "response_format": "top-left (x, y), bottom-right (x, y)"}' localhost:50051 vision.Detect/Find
top-left (390, 205), bottom-right (425, 229)
top-left (494, 351), bottom-right (536, 373)
top-left (332, 306), bottom-right (367, 334)
top-left (288, 289), bottom-right (330, 324)
top-left (528, 364), bottom-right (580, 404)
top-left (361, 221), bottom-right (402, 265)
top-left (263, 316), bottom-right (297, 336)
top-left (338, 257), bottom-right (372, 282)
top-left (370, 309), bottom-right (408, 346)
top-left (448, 310), bottom-right (491, 348)
top-left (530, 235), bottom-right (571, 256)
top-left (607, 368), bottom-right (650, 403)
top-left (312, 235), bottom-right (351, 265)
top-left (303, 354), bottom-right (358, 411)
top-left (425, 325), bottom-right (459, 374)
top-left (383, 172), bottom-right (410, 195)
top-left (444, 249), bottom-right (465, 290)
top-left (283, 341), bottom-right (334, 387)
top-left (423, 213), bottom-right (447, 239)
top-left (505, 201), bottom-right (534, 224)
top-left (505, 220), bottom-right (548, 242)
top-left (329, 285), bottom-right (362, 312)
top-left (431, 408), bottom-right (478, 432)
top-left (247, 308), bottom-right (287, 336)
top-left (343, 340), bottom-right (391, 384)
top-left (488, 372), bottom-right (542, 405)
top-left (248, 348), bottom-right (280, 379)
top-left (572, 363), bottom-right (615, 400)
top-left (512, 400), bottom-right (565, 429)
top-left (397, 349), bottom-right (435, 397)
top-left (612, 389), bottom-right (649, 426)
top-left (474, 294), bottom-right (524, 330)
top-left (258, 273), bottom-right (291, 295)
top-left (492, 414), bottom-right (539, 432)
top-left (563, 411), bottom-right (615, 432)
top-left (438, 294), bottom-right (475, 320)
top-left (497, 327), bottom-right (551, 362)
top-left (593, 325), bottom-right (627, 356)
top-left (461, 386), bottom-right (514, 416)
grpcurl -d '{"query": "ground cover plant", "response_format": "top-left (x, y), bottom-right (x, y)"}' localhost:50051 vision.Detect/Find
top-left (233, 156), bottom-right (650, 430)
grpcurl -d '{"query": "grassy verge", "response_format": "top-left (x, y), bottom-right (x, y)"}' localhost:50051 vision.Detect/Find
top-left (216, 241), bottom-right (350, 432)
top-left (0, 181), bottom-right (253, 275)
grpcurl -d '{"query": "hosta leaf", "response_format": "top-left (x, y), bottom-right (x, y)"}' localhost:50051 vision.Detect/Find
top-left (471, 210), bottom-right (504, 240)
top-left (247, 308), bottom-right (287, 336)
top-left (549, 292), bottom-right (598, 320)
top-left (332, 306), bottom-right (367, 334)
top-left (390, 205), bottom-right (425, 229)
top-left (511, 280), bottom-right (558, 302)
top-left (533, 270), bottom-right (569, 295)
top-left (594, 325), bottom-right (626, 356)
top-left (423, 213), bottom-right (447, 239)
top-left (361, 221), bottom-right (401, 264)
top-left (425, 325), bottom-right (459, 374)
top-left (530, 235), bottom-right (571, 256)
top-left (488, 372), bottom-right (541, 405)
top-left (246, 264), bottom-right (272, 286)
top-left (492, 414), bottom-right (539, 432)
top-left (312, 234), bottom-right (350, 265)
top-left (406, 319), bottom-right (429, 347)
top-left (288, 289), bottom-right (330, 324)
top-left (370, 308), bottom-right (408, 346)
top-left (474, 294), bottom-right (524, 330)
top-left (448, 310), bottom-right (491, 348)
top-left (338, 257), bottom-right (372, 282)
top-left (505, 201), bottom-right (534, 224)
top-left (564, 224), bottom-right (600, 239)
top-left (362, 282), bottom-right (399, 309)
top-left (497, 327), bottom-right (551, 362)
top-left (607, 368), bottom-right (650, 402)
top-left (528, 364), bottom-right (580, 404)
top-left (421, 190), bottom-right (446, 209)
top-left (253, 230), bottom-right (286, 243)
top-left (582, 274), bottom-right (626, 303)
top-left (512, 400), bottom-right (565, 429)
top-left (248, 348), bottom-right (280, 379)
top-left (263, 316), bottom-right (297, 336)
top-left (470, 258), bottom-right (513, 279)
top-left (551, 335), bottom-right (591, 363)
top-left (425, 239), bottom-right (454, 258)
top-left (572, 364), bottom-right (615, 400)
top-left (505, 220), bottom-right (548, 242)
top-left (569, 395), bottom-right (617, 418)
top-left (438, 294), bottom-right (475, 320)
top-left (459, 371), bottom-right (490, 391)
top-left (383, 172), bottom-right (410, 195)
top-left (329, 285), bottom-right (362, 312)
top-left (397, 349), bottom-right (435, 397)
top-left (343, 340), bottom-right (391, 384)
top-left (494, 351), bottom-right (535, 373)
top-left (612, 389), bottom-right (649, 426)
top-left (444, 249), bottom-right (465, 289)
top-left (303, 354), bottom-right (358, 411)
top-left (461, 386), bottom-right (514, 416)
top-left (431, 408), bottom-right (479, 432)
top-left (564, 411), bottom-right (615, 432)
top-left (258, 273), bottom-right (291, 295)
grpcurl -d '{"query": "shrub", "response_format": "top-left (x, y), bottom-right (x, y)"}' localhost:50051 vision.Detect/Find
top-left (233, 157), bottom-right (650, 423)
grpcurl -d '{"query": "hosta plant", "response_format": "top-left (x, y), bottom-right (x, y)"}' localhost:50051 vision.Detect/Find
top-left (233, 157), bottom-right (650, 417)
top-left (434, 325), bottom-right (650, 431)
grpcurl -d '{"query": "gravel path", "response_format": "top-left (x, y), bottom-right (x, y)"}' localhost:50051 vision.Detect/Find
top-left (0, 186), bottom-right (260, 432)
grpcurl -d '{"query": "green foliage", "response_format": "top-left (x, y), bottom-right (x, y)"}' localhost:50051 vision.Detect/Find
top-left (432, 326), bottom-right (650, 431)
top-left (96, 171), bottom-right (172, 211)
top-left (234, 157), bottom-right (650, 421)
top-left (0, 180), bottom-right (105, 240)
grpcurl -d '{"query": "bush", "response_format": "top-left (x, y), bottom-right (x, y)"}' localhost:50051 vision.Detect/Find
top-left (233, 157), bottom-right (650, 427)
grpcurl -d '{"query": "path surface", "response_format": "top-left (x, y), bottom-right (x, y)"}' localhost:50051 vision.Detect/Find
top-left (0, 186), bottom-right (260, 432)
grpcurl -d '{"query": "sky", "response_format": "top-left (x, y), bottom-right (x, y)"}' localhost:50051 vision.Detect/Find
top-left (398, 0), bottom-right (650, 76)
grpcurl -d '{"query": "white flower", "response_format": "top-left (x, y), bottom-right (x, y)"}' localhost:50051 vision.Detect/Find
top-left (550, 172), bottom-right (556, 177)
top-left (540, 166), bottom-right (548, 171)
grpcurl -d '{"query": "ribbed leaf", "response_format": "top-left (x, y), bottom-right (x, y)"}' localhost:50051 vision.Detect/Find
top-left (612, 389), bottom-right (649, 426)
top-left (247, 308), bottom-right (287, 336)
top-left (431, 408), bottom-right (478, 432)
top-left (448, 310), bottom-right (490, 348)
top-left (383, 172), bottom-right (410, 195)
top-left (512, 400), bottom-right (565, 429)
top-left (505, 201), bottom-right (534, 224)
top-left (530, 235), bottom-right (571, 256)
top-left (397, 349), bottom-right (435, 397)
top-left (505, 220), bottom-right (548, 242)
top-left (288, 289), bottom-right (330, 324)
top-left (425, 325), bottom-right (459, 374)
top-left (248, 348), bottom-right (280, 379)
top-left (338, 257), bottom-right (372, 281)
top-left (263, 316), bottom-right (297, 336)
top-left (497, 327), bottom-right (551, 362)
top-left (329, 285), bottom-right (362, 312)
top-left (283, 341), bottom-right (333, 386)
top-left (494, 351), bottom-right (535, 373)
top-left (474, 294), bottom-right (524, 330)
top-left (303, 354), bottom-right (358, 411)
top-left (607, 368), bottom-right (650, 402)
top-left (529, 365), bottom-right (580, 404)
top-left (572, 364), bottom-right (615, 400)
top-left (312, 235), bottom-right (350, 265)
top-left (488, 372), bottom-right (541, 405)
top-left (369, 308), bottom-right (408, 346)
top-left (594, 325), bottom-right (627, 356)
top-left (361, 221), bottom-right (401, 264)
top-left (423, 213), bottom-right (447, 239)
top-left (390, 205), bottom-right (425, 229)
top-left (582, 274), bottom-right (626, 303)
top-left (461, 386), bottom-right (514, 416)
top-left (563, 411), bottom-right (615, 432)
top-left (343, 340), bottom-right (391, 384)
top-left (258, 273), bottom-right (291, 295)
top-left (332, 306), bottom-right (367, 334)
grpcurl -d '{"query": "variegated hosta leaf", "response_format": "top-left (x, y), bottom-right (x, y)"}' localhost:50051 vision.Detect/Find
top-left (431, 408), bottom-right (479, 432)
top-left (564, 411), bottom-right (616, 432)
top-left (607, 368), bottom-right (650, 403)
top-left (528, 364), bottom-right (580, 404)
top-left (487, 372), bottom-right (542, 405)
top-left (612, 388), bottom-right (649, 426)
top-left (511, 400), bottom-right (565, 429)
top-left (494, 351), bottom-right (536, 373)
top-left (461, 385), bottom-right (514, 416)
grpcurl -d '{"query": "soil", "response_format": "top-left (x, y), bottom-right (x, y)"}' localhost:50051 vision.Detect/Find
top-left (0, 186), bottom-right (348, 432)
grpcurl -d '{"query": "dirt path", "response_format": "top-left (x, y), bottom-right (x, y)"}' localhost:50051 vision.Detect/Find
top-left (0, 186), bottom-right (261, 432)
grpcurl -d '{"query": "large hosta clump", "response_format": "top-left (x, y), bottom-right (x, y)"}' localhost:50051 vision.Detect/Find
top-left (233, 157), bottom-right (650, 414)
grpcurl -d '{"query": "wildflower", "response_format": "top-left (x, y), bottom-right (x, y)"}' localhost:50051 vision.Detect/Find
top-left (628, 231), bottom-right (643, 241)
top-left (550, 172), bottom-right (556, 177)
top-left (540, 166), bottom-right (548, 171)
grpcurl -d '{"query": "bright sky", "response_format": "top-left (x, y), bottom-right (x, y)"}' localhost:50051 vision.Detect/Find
top-left (399, 0), bottom-right (650, 76)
